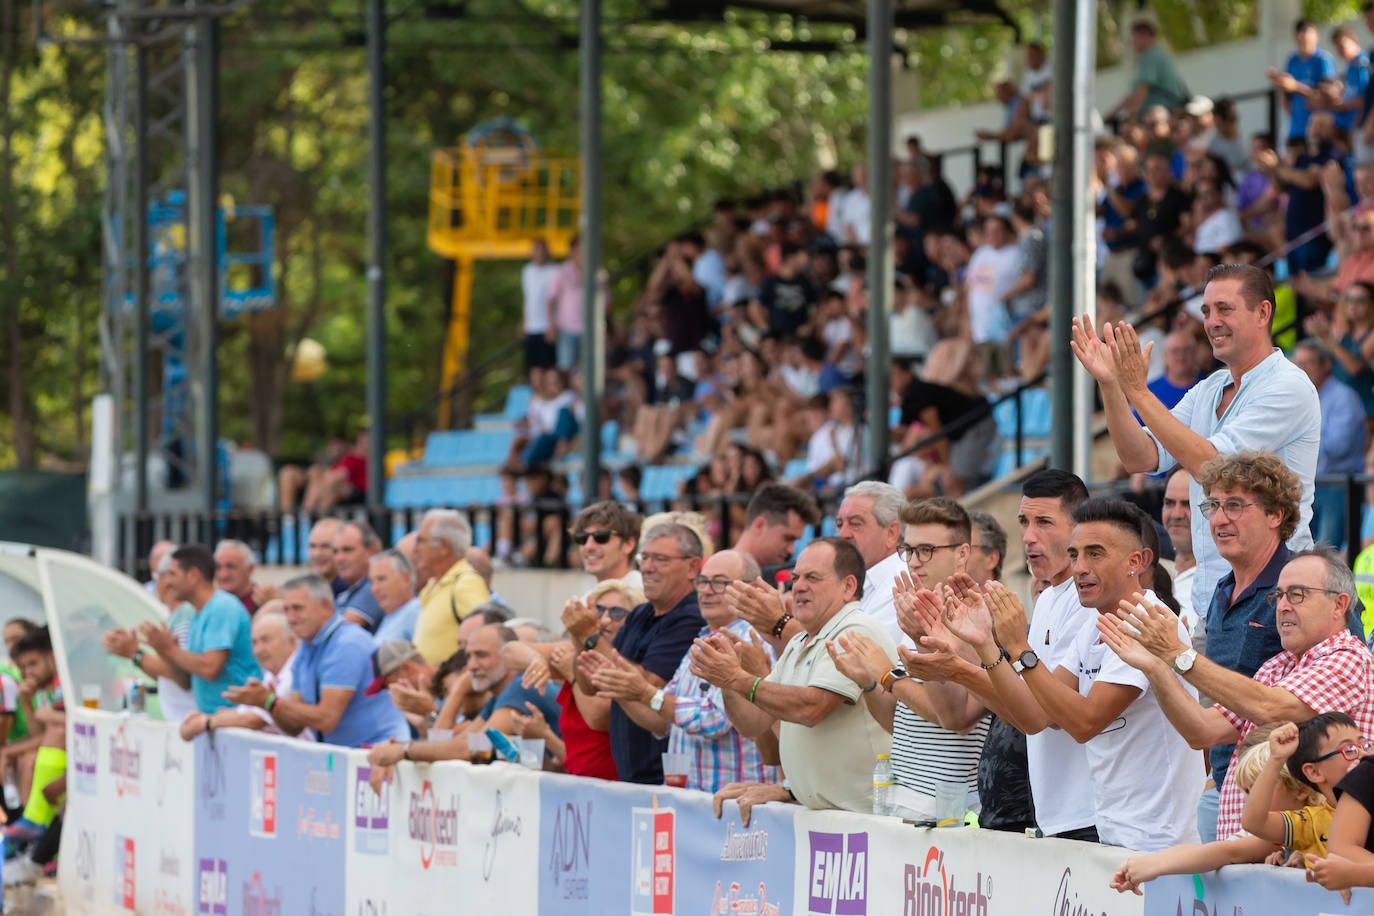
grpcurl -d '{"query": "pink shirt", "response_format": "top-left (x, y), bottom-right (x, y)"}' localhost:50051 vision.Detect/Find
top-left (547, 260), bottom-right (584, 334)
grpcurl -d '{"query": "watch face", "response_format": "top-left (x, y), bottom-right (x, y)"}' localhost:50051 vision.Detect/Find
top-left (889, 667), bottom-right (908, 680)
top-left (1018, 650), bottom-right (1038, 669)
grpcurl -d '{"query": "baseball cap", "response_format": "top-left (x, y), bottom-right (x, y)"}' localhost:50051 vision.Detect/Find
top-left (1185, 95), bottom-right (1214, 117)
top-left (364, 640), bottom-right (423, 696)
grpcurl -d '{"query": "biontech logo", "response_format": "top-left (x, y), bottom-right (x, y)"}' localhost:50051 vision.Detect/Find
top-left (903, 846), bottom-right (990, 916)
top-left (407, 780), bottom-right (458, 869)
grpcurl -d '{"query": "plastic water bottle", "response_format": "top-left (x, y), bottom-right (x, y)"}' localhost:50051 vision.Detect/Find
top-left (3, 776), bottom-right (19, 810)
top-left (872, 753), bottom-right (893, 816)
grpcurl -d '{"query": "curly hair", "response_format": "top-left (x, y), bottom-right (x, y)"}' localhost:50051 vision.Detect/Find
top-left (1196, 450), bottom-right (1301, 543)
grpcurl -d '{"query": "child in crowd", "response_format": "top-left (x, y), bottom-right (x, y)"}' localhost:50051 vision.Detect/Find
top-left (1305, 719), bottom-right (1374, 892)
top-left (1108, 720), bottom-right (1324, 894)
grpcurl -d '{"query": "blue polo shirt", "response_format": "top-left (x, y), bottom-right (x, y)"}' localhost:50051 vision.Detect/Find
top-left (609, 591), bottom-right (705, 784)
top-left (479, 678), bottom-right (562, 737)
top-left (293, 614), bottom-right (409, 747)
top-left (1285, 49), bottom-right (1337, 139)
top-left (189, 590), bottom-right (260, 713)
top-left (1203, 544), bottom-right (1289, 786)
top-left (372, 597), bottom-right (422, 647)
top-left (336, 577), bottom-right (385, 631)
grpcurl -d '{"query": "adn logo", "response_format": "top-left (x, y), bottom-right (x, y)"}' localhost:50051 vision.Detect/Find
top-left (250, 750), bottom-right (278, 838)
top-left (548, 800), bottom-right (591, 900)
top-left (407, 780), bottom-right (459, 870)
top-left (807, 831), bottom-right (867, 916)
top-left (115, 835), bottom-right (136, 910)
top-left (72, 721), bottom-right (98, 795)
top-left (241, 871), bottom-right (283, 916)
top-left (197, 858), bottom-right (228, 916)
top-left (109, 725), bottom-right (143, 798)
top-left (903, 846), bottom-right (990, 916)
top-left (353, 767), bottom-right (390, 855)
top-left (630, 803), bottom-right (675, 916)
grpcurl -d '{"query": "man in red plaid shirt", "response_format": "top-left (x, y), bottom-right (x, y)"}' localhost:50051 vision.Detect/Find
top-left (1100, 545), bottom-right (1374, 839)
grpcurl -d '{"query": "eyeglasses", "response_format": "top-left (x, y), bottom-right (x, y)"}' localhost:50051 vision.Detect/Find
top-left (896, 542), bottom-right (961, 563)
top-left (1265, 585), bottom-right (1343, 607)
top-left (636, 552), bottom-right (686, 567)
top-left (1314, 738), bottom-right (1374, 763)
top-left (692, 576), bottom-right (735, 594)
top-left (1197, 498), bottom-right (1259, 521)
top-left (595, 603), bottom-right (630, 621)
top-left (1357, 224), bottom-right (1374, 233)
top-left (569, 528), bottom-right (615, 545)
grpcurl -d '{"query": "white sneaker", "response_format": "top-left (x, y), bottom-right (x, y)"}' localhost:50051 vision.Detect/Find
top-left (3, 854), bottom-right (39, 887)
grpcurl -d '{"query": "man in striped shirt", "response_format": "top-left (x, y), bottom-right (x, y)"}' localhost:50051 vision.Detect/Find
top-left (588, 550), bottom-right (778, 792)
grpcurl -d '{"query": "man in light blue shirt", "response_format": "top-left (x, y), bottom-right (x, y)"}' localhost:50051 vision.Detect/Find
top-left (140, 544), bottom-right (260, 714)
top-left (368, 550), bottom-right (422, 646)
top-left (225, 573), bottom-right (408, 748)
top-left (1295, 339), bottom-right (1367, 547)
top-left (1073, 262), bottom-right (1319, 616)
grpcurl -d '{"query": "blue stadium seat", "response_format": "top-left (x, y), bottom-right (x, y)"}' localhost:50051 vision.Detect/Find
top-left (782, 458), bottom-right (810, 480)
top-left (420, 430), bottom-right (515, 469)
top-left (991, 387), bottom-right (1051, 441)
top-left (992, 446), bottom-right (1049, 480)
top-left (474, 384), bottom-right (535, 428)
top-left (640, 464), bottom-right (698, 503)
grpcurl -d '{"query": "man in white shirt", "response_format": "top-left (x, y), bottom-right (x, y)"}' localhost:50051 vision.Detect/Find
top-left (1192, 180), bottom-right (1243, 255)
top-left (833, 481), bottom-right (908, 642)
top-left (964, 213), bottom-right (1022, 382)
top-left (520, 239), bottom-right (559, 383)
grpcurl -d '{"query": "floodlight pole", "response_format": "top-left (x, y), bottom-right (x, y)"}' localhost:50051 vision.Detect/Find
top-left (865, 0), bottom-right (893, 475)
top-left (366, 0), bottom-right (387, 512)
top-left (579, 0), bottom-right (604, 492)
top-left (187, 1), bottom-right (219, 512)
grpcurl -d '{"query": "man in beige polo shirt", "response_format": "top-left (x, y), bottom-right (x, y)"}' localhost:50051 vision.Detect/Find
top-left (691, 536), bottom-right (896, 820)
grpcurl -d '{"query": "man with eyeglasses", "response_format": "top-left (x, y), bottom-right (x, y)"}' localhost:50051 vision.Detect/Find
top-left (413, 509), bottom-right (491, 664)
top-left (1074, 262), bottom-right (1319, 620)
top-left (569, 500), bottom-right (642, 591)
top-left (586, 550), bottom-right (777, 793)
top-left (565, 523), bottom-right (705, 784)
top-left (1102, 543), bottom-right (1374, 840)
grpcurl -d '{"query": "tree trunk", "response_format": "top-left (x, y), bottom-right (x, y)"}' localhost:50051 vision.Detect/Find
top-left (1, 0), bottom-right (36, 467)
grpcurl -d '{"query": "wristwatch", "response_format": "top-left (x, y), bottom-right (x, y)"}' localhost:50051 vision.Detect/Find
top-left (880, 667), bottom-right (910, 692)
top-left (1172, 648), bottom-right (1198, 674)
top-left (131, 648), bottom-right (146, 667)
top-left (401, 742), bottom-right (412, 761)
top-left (583, 632), bottom-right (602, 651)
top-left (1011, 649), bottom-right (1040, 675)
top-left (649, 689), bottom-right (666, 712)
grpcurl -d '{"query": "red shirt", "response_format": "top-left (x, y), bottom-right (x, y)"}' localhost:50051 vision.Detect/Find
top-left (557, 682), bottom-right (618, 781)
top-left (332, 453), bottom-right (367, 494)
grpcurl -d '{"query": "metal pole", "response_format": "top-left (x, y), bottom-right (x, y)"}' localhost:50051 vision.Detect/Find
top-left (1048, 0), bottom-right (1076, 471)
top-left (579, 0), bottom-right (603, 491)
top-left (865, 0), bottom-right (893, 474)
top-left (188, 6), bottom-right (219, 511)
top-left (366, 0), bottom-right (387, 510)
top-left (133, 45), bottom-right (150, 513)
top-left (1071, 0), bottom-right (1098, 481)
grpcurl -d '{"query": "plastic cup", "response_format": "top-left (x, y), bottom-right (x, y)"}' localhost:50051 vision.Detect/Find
top-left (934, 781), bottom-right (966, 826)
top-left (81, 685), bottom-right (101, 710)
top-left (429, 728), bottom-right (453, 744)
top-left (519, 738), bottom-right (545, 770)
top-left (662, 752), bottom-right (689, 789)
top-left (466, 731), bottom-right (493, 765)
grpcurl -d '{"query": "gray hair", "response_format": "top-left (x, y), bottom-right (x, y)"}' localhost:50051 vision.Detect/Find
top-left (422, 508), bottom-right (472, 556)
top-left (341, 519), bottom-right (382, 551)
top-left (1293, 546), bottom-right (1358, 601)
top-left (712, 548), bottom-right (761, 583)
top-left (281, 573), bottom-right (335, 606)
top-left (843, 481), bottom-right (906, 527)
top-left (642, 522), bottom-right (704, 560)
top-left (1294, 337), bottom-right (1334, 369)
top-left (252, 608), bottom-right (295, 642)
top-left (155, 550), bottom-right (180, 576)
top-left (370, 549), bottom-right (416, 591)
top-left (214, 539), bottom-right (257, 565)
top-left (506, 617), bottom-right (551, 640)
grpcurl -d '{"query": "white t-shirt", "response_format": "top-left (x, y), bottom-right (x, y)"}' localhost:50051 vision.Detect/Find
top-left (838, 188), bottom-right (872, 246)
top-left (823, 317), bottom-right (863, 377)
top-left (890, 303), bottom-right (937, 359)
top-left (1020, 62), bottom-right (1053, 121)
top-left (780, 364), bottom-right (820, 400)
top-left (238, 647), bottom-right (313, 740)
top-left (964, 244), bottom-right (1020, 343)
top-left (860, 551), bottom-right (908, 646)
top-left (1067, 596), bottom-right (1203, 852)
top-left (887, 454), bottom-right (930, 496)
top-left (805, 421), bottom-right (868, 489)
top-left (527, 390), bottom-right (576, 436)
top-left (1194, 208), bottom-right (1243, 255)
top-left (521, 261), bottom-right (559, 335)
top-left (1174, 565), bottom-right (1200, 639)
top-left (1024, 578), bottom-right (1098, 836)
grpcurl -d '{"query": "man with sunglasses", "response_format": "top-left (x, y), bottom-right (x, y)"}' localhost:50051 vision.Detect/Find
top-left (1102, 542), bottom-right (1374, 840)
top-left (569, 500), bottom-right (642, 591)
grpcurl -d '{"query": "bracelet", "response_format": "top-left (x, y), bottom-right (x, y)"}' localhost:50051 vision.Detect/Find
top-left (879, 670), bottom-right (896, 691)
top-left (204, 714), bottom-right (214, 734)
top-left (264, 692), bottom-right (278, 712)
top-left (862, 679), bottom-right (879, 693)
top-left (979, 651), bottom-right (1007, 672)
top-left (770, 613), bottom-right (794, 638)
top-left (747, 676), bottom-right (763, 704)
top-left (583, 632), bottom-right (602, 651)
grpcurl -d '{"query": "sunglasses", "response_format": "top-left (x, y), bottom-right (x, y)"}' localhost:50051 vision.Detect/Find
top-left (595, 604), bottom-right (629, 621)
top-left (570, 528), bottom-right (615, 545)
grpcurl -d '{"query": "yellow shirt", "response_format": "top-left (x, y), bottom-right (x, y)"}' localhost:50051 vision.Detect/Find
top-left (414, 559), bottom-right (490, 664)
top-left (1282, 802), bottom-right (1334, 858)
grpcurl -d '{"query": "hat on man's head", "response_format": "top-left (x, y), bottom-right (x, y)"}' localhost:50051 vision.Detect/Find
top-left (1185, 96), bottom-right (1214, 117)
top-left (364, 640), bottom-right (423, 696)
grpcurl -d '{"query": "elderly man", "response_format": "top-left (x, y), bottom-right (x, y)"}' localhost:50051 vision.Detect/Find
top-left (179, 604), bottom-right (308, 740)
top-left (1074, 262), bottom-right (1320, 616)
top-left (413, 509), bottom-right (491, 664)
top-left (305, 518), bottom-right (347, 596)
top-left (1102, 545), bottom-right (1374, 839)
top-left (214, 540), bottom-right (260, 615)
top-left (696, 538), bottom-right (897, 817)
top-left (225, 574), bottom-right (407, 748)
top-left (104, 550), bottom-right (197, 723)
top-left (950, 498), bottom-right (1203, 852)
top-left (362, 640), bottom-right (439, 736)
top-left (333, 521), bottom-right (385, 631)
top-left (143, 540), bottom-right (176, 594)
top-left (564, 523), bottom-right (705, 784)
top-left (1162, 468), bottom-right (1199, 635)
top-left (732, 484), bottom-right (821, 574)
top-left (139, 545), bottom-right (260, 714)
top-left (586, 550), bottom-right (776, 793)
top-left (368, 549), bottom-right (422, 646)
top-left (569, 500), bottom-right (642, 589)
top-left (1293, 339), bottom-right (1367, 547)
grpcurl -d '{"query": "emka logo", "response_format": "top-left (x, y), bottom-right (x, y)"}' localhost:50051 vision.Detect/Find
top-left (197, 858), bottom-right (228, 916)
top-left (250, 750), bottom-right (278, 838)
top-left (904, 846), bottom-right (990, 916)
top-left (114, 834), bottom-right (136, 910)
top-left (72, 721), bottom-right (97, 794)
top-left (353, 766), bottom-right (389, 855)
top-left (710, 881), bottom-right (781, 916)
top-left (807, 831), bottom-right (867, 916)
top-left (407, 779), bottom-right (459, 869)
top-left (1052, 867), bottom-right (1110, 916)
top-left (548, 799), bottom-right (592, 900)
top-left (110, 724), bottom-right (143, 798)
top-left (241, 871), bottom-right (283, 916)
top-left (630, 802), bottom-right (675, 916)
